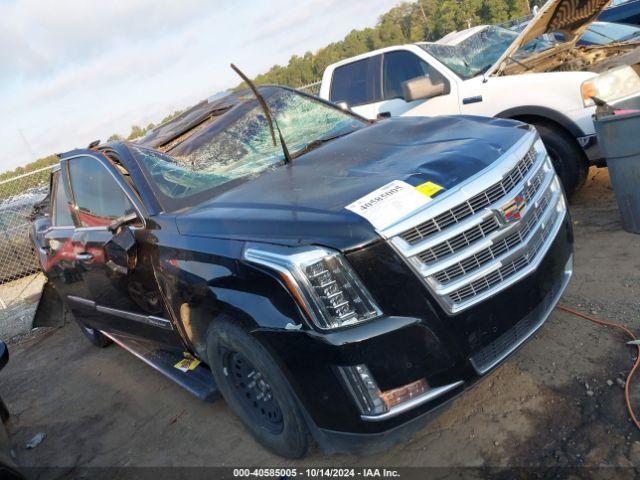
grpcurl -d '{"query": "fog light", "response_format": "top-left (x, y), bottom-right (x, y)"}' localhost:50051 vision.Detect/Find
top-left (338, 365), bottom-right (387, 416)
top-left (380, 378), bottom-right (429, 409)
top-left (338, 364), bottom-right (430, 416)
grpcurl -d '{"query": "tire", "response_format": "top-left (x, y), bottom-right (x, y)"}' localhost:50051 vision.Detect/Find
top-left (76, 321), bottom-right (112, 348)
top-left (533, 122), bottom-right (589, 198)
top-left (206, 319), bottom-right (310, 458)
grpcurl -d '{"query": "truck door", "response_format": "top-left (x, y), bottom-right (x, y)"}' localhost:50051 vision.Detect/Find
top-left (64, 152), bottom-right (182, 348)
top-left (328, 54), bottom-right (384, 119)
top-left (328, 50), bottom-right (459, 120)
top-left (378, 50), bottom-right (460, 118)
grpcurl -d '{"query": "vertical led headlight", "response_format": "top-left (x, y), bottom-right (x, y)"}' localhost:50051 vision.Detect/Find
top-left (243, 244), bottom-right (382, 330)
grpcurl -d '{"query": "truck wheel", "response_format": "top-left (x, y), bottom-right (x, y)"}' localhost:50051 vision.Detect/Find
top-left (76, 321), bottom-right (112, 348)
top-left (206, 320), bottom-right (310, 458)
top-left (533, 122), bottom-right (588, 198)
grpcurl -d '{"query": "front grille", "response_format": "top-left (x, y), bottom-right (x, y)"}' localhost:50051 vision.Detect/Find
top-left (434, 187), bottom-right (553, 285)
top-left (388, 136), bottom-right (567, 314)
top-left (419, 164), bottom-right (547, 267)
top-left (400, 146), bottom-right (537, 245)
top-left (448, 209), bottom-right (552, 303)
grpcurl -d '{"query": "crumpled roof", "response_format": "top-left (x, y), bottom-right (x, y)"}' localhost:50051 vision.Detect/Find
top-left (137, 91), bottom-right (250, 150)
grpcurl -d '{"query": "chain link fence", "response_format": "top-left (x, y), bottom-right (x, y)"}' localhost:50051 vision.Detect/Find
top-left (0, 166), bottom-right (52, 339)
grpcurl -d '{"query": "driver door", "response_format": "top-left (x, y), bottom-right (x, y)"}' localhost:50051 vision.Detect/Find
top-left (377, 50), bottom-right (459, 118)
top-left (63, 152), bottom-right (182, 348)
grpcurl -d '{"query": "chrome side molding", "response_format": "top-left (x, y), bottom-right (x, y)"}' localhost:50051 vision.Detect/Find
top-left (66, 295), bottom-right (173, 330)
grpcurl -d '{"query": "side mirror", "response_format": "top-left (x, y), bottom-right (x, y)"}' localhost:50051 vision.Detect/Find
top-left (335, 101), bottom-right (351, 111)
top-left (104, 227), bottom-right (137, 275)
top-left (402, 76), bottom-right (446, 102)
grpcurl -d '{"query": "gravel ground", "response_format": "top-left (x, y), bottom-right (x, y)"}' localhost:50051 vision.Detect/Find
top-left (1, 167), bottom-right (639, 476)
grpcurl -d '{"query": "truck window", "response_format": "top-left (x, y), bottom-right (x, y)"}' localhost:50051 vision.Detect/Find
top-left (68, 157), bottom-right (136, 228)
top-left (329, 55), bottom-right (382, 106)
top-left (51, 171), bottom-right (73, 227)
top-left (382, 50), bottom-right (432, 100)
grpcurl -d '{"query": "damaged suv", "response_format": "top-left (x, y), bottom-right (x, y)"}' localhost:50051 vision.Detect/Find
top-left (32, 86), bottom-right (573, 458)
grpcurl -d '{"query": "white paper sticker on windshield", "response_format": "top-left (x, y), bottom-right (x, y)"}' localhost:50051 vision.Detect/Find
top-left (345, 180), bottom-right (431, 230)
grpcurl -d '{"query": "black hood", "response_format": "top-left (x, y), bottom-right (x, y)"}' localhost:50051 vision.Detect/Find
top-left (176, 115), bottom-right (529, 251)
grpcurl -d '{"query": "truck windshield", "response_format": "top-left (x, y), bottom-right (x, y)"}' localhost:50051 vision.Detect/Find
top-left (419, 26), bottom-right (551, 79)
top-left (130, 87), bottom-right (366, 211)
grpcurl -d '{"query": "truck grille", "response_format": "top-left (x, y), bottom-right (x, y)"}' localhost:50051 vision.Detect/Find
top-left (400, 146), bottom-right (537, 245)
top-left (387, 136), bottom-right (567, 314)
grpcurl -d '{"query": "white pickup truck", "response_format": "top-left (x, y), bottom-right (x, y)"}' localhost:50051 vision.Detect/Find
top-left (319, 0), bottom-right (640, 196)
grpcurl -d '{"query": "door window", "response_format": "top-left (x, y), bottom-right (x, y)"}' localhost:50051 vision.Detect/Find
top-left (68, 157), bottom-right (136, 227)
top-left (51, 171), bottom-right (74, 226)
top-left (329, 55), bottom-right (382, 106)
top-left (382, 51), bottom-right (442, 100)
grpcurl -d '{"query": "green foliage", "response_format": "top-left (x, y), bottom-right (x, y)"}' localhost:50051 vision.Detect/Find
top-left (160, 110), bottom-right (184, 125)
top-left (0, 154), bottom-right (58, 182)
top-left (107, 133), bottom-right (124, 142)
top-left (236, 0), bottom-right (530, 90)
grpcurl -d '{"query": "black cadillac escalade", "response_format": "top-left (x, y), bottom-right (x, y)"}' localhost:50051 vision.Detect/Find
top-left (31, 86), bottom-right (573, 458)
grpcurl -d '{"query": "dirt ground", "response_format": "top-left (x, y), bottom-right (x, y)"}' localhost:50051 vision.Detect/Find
top-left (2, 167), bottom-right (640, 475)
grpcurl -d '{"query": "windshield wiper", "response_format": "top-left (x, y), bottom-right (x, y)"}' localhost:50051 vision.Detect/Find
top-left (230, 63), bottom-right (292, 165)
top-left (291, 131), bottom-right (354, 159)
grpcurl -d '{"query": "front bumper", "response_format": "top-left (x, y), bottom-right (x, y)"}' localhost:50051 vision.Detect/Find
top-left (255, 215), bottom-right (574, 453)
top-left (311, 251), bottom-right (572, 454)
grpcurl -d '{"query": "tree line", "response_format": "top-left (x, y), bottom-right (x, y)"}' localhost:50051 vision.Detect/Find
top-left (239, 0), bottom-right (532, 89)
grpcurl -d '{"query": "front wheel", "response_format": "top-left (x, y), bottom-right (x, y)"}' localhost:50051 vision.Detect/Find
top-left (206, 319), bottom-right (310, 458)
top-left (533, 122), bottom-right (589, 198)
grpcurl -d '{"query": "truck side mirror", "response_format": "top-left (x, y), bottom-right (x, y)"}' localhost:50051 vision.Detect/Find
top-left (402, 76), bottom-right (446, 102)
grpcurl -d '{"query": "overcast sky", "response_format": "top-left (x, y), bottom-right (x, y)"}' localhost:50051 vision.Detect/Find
top-left (0, 0), bottom-right (400, 172)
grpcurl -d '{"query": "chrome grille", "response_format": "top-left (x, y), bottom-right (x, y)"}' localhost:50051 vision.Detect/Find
top-left (387, 135), bottom-right (567, 314)
top-left (418, 164), bottom-right (547, 266)
top-left (418, 216), bottom-right (500, 264)
top-left (434, 187), bottom-right (553, 284)
top-left (400, 146), bottom-right (537, 245)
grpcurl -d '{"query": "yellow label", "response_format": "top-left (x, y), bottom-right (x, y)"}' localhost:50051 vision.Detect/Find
top-left (415, 181), bottom-right (443, 198)
top-left (174, 353), bottom-right (201, 372)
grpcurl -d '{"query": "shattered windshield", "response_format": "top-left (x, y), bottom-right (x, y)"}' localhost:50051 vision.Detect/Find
top-left (420, 26), bottom-right (552, 79)
top-left (130, 87), bottom-right (365, 211)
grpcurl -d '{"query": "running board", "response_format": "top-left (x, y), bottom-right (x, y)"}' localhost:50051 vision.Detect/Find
top-left (102, 332), bottom-right (220, 403)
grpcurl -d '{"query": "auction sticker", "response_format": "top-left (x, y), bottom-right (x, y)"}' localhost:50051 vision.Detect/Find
top-left (345, 180), bottom-right (431, 230)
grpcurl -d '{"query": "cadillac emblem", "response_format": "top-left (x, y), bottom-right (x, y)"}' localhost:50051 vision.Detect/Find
top-left (497, 194), bottom-right (525, 225)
